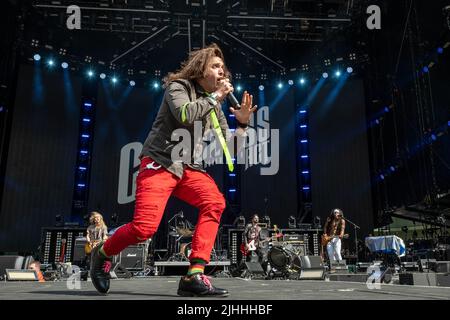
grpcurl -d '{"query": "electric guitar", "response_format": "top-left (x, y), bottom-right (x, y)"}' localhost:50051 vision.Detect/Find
top-left (84, 240), bottom-right (101, 255)
top-left (321, 233), bottom-right (349, 246)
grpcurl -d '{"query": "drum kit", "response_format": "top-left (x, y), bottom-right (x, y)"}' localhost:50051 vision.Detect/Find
top-left (167, 212), bottom-right (196, 261)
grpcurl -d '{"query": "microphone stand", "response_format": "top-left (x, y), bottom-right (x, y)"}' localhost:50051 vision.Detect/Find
top-left (343, 217), bottom-right (360, 265)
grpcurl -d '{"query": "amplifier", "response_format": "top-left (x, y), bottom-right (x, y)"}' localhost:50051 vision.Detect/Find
top-left (228, 229), bottom-right (245, 265)
top-left (40, 227), bottom-right (85, 264)
top-left (115, 244), bottom-right (146, 271)
top-left (283, 234), bottom-right (303, 242)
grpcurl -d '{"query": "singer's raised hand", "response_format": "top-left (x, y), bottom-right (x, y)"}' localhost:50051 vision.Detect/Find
top-left (229, 91), bottom-right (257, 125)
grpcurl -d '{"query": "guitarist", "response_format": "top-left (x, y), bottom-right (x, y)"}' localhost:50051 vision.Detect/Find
top-left (322, 209), bottom-right (346, 262)
top-left (243, 214), bottom-right (263, 262)
top-left (86, 212), bottom-right (108, 266)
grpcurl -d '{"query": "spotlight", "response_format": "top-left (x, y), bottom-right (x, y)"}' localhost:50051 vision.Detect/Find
top-left (130, 80), bottom-right (136, 87)
top-left (390, 166), bottom-right (396, 172)
top-left (33, 54), bottom-right (41, 61)
top-left (423, 66), bottom-right (429, 73)
top-left (87, 70), bottom-right (94, 78)
top-left (335, 70), bottom-right (341, 77)
top-left (384, 106), bottom-right (390, 113)
top-left (112, 77), bottom-right (118, 84)
top-left (322, 72), bottom-right (328, 79)
top-left (236, 85), bottom-right (242, 92)
top-left (153, 81), bottom-right (160, 89)
top-left (437, 47), bottom-right (444, 54)
top-left (288, 80), bottom-right (294, 86)
top-left (61, 62), bottom-right (68, 69)
top-left (299, 78), bottom-right (306, 85)
top-left (47, 59), bottom-right (54, 67)
top-left (431, 134), bottom-right (437, 141)
top-left (277, 82), bottom-right (283, 89)
top-left (346, 67), bottom-right (353, 73)
top-left (258, 85), bottom-right (264, 91)
top-left (380, 174), bottom-right (385, 180)
top-left (99, 73), bottom-right (106, 79)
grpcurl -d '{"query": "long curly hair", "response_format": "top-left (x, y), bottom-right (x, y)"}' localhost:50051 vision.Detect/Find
top-left (89, 211), bottom-right (106, 228)
top-left (163, 43), bottom-right (231, 87)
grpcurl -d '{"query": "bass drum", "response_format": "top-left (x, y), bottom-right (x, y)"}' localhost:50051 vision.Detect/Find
top-left (180, 242), bottom-right (193, 260)
top-left (268, 245), bottom-right (301, 272)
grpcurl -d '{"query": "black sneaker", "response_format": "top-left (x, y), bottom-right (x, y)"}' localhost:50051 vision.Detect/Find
top-left (177, 273), bottom-right (229, 297)
top-left (90, 243), bottom-right (112, 294)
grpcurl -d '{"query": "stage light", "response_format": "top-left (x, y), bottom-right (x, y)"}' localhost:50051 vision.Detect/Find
top-left (84, 102), bottom-right (92, 107)
top-left (288, 80), bottom-right (294, 85)
top-left (380, 174), bottom-right (385, 180)
top-left (112, 77), bottom-right (118, 84)
top-left (61, 62), bottom-right (68, 69)
top-left (82, 118), bottom-right (91, 122)
top-left (47, 59), bottom-right (54, 67)
top-left (302, 186), bottom-right (310, 190)
top-left (301, 155), bottom-right (309, 159)
top-left (322, 72), bottom-right (328, 79)
top-left (384, 106), bottom-right (390, 113)
top-left (130, 80), bottom-right (136, 87)
top-left (277, 82), bottom-right (283, 89)
top-left (375, 119), bottom-right (380, 125)
top-left (99, 73), bottom-right (106, 79)
top-left (299, 110), bottom-right (306, 114)
top-left (33, 54), bottom-right (41, 61)
top-left (299, 78), bottom-right (306, 85)
top-left (228, 189), bottom-right (236, 192)
top-left (77, 184), bottom-right (86, 188)
top-left (302, 171), bottom-right (309, 174)
top-left (346, 67), bottom-right (353, 73)
top-left (153, 81), bottom-right (159, 89)
top-left (236, 85), bottom-right (242, 92)
top-left (300, 139), bottom-right (308, 143)
top-left (81, 134), bottom-right (90, 138)
top-left (437, 47), bottom-right (444, 54)
top-left (448, 120), bottom-right (450, 127)
top-left (229, 173), bottom-right (236, 177)
top-left (87, 70), bottom-right (94, 78)
top-left (335, 70), bottom-right (341, 77)
top-left (423, 66), bottom-right (429, 73)
top-left (300, 125), bottom-right (307, 128)
top-left (258, 85), bottom-right (265, 91)
top-left (431, 134), bottom-right (437, 141)
top-left (78, 167), bottom-right (87, 171)
top-left (80, 150), bottom-right (88, 154)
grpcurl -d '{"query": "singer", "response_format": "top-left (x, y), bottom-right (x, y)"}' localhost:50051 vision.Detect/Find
top-left (89, 43), bottom-right (257, 296)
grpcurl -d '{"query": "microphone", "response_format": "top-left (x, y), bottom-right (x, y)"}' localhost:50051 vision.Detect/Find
top-left (227, 92), bottom-right (240, 110)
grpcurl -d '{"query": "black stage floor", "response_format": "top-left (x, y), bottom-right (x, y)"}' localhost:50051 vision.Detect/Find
top-left (1, 277), bottom-right (449, 300)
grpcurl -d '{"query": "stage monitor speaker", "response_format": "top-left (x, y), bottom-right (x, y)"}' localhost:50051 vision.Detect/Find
top-left (6, 269), bottom-right (38, 281)
top-left (419, 259), bottom-right (437, 272)
top-left (117, 245), bottom-right (146, 271)
top-left (399, 272), bottom-right (437, 286)
top-left (299, 256), bottom-right (325, 280)
top-left (244, 261), bottom-right (265, 274)
top-left (0, 256), bottom-right (25, 278)
top-left (431, 261), bottom-right (450, 273)
top-left (72, 238), bottom-right (87, 265)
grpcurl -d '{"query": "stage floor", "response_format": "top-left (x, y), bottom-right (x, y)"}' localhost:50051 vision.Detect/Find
top-left (0, 277), bottom-right (449, 300)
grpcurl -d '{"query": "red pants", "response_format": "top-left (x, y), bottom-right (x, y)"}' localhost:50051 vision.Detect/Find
top-left (102, 157), bottom-right (225, 263)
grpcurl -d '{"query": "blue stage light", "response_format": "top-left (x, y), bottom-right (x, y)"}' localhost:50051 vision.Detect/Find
top-left (448, 120), bottom-right (450, 127)
top-left (112, 77), bottom-right (118, 84)
top-left (47, 59), bottom-right (55, 67)
top-left (300, 125), bottom-right (307, 128)
top-left (258, 85), bottom-right (264, 91)
top-left (302, 186), bottom-right (310, 190)
top-left (302, 171), bottom-right (309, 174)
top-left (99, 73), bottom-right (106, 79)
top-left (299, 110), bottom-right (306, 114)
top-left (384, 106), bottom-right (390, 113)
top-left (335, 70), bottom-right (341, 77)
top-left (79, 167), bottom-right (87, 171)
top-left (130, 80), bottom-right (136, 87)
top-left (288, 80), bottom-right (294, 86)
top-left (277, 82), bottom-right (283, 89)
top-left (423, 66), bottom-right (429, 73)
top-left (236, 85), bottom-right (242, 92)
top-left (380, 174), bottom-right (385, 180)
top-left (82, 118), bottom-right (91, 122)
top-left (299, 78), bottom-right (306, 85)
top-left (153, 81), bottom-right (159, 89)
top-left (390, 166), bottom-right (396, 172)
top-left (77, 184), bottom-right (86, 188)
top-left (87, 70), bottom-right (94, 78)
top-left (229, 173), bottom-right (236, 177)
top-left (61, 62), bottom-right (68, 69)
top-left (437, 47), bottom-right (444, 54)
top-left (431, 134), bottom-right (437, 141)
top-left (346, 67), bottom-right (353, 73)
top-left (301, 155), bottom-right (309, 159)
top-left (81, 134), bottom-right (90, 138)
top-left (80, 150), bottom-right (88, 154)
top-left (300, 139), bottom-right (308, 143)
top-left (228, 189), bottom-right (236, 193)
top-left (322, 72), bottom-right (329, 79)
top-left (33, 54), bottom-right (41, 61)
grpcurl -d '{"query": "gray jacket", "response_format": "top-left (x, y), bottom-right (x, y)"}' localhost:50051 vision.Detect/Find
top-left (140, 79), bottom-right (230, 178)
